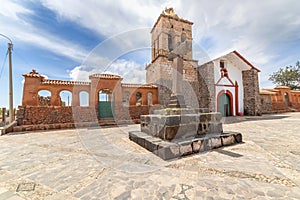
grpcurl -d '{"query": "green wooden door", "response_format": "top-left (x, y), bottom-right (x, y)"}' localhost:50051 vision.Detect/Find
top-left (219, 93), bottom-right (231, 117)
top-left (98, 101), bottom-right (114, 118)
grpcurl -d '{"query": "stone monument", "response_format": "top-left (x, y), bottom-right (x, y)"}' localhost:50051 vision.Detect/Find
top-left (129, 12), bottom-right (242, 160)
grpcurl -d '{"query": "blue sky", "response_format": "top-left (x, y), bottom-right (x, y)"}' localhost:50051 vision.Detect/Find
top-left (0, 0), bottom-right (300, 108)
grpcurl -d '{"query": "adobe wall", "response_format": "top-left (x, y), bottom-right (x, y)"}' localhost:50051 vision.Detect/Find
top-left (242, 69), bottom-right (261, 115)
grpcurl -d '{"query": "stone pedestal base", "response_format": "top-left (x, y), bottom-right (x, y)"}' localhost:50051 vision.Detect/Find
top-left (129, 108), bottom-right (243, 160)
top-left (129, 131), bottom-right (242, 160)
top-left (140, 112), bottom-right (223, 141)
top-left (168, 95), bottom-right (186, 108)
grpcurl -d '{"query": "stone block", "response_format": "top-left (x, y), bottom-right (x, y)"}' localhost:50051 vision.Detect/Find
top-left (214, 112), bottom-right (222, 122)
top-left (164, 126), bottom-right (179, 140)
top-left (176, 124), bottom-right (197, 139)
top-left (151, 116), bottom-right (161, 123)
top-left (197, 122), bottom-right (208, 135)
top-left (178, 140), bottom-right (193, 156)
top-left (13, 126), bottom-right (22, 132)
top-left (141, 126), bottom-right (151, 135)
top-left (199, 114), bottom-right (208, 122)
top-left (180, 114), bottom-right (197, 124)
top-left (234, 133), bottom-right (243, 143)
top-left (144, 138), bottom-right (162, 152)
top-left (129, 131), bottom-right (140, 143)
top-left (200, 138), bottom-right (210, 152)
top-left (136, 133), bottom-right (152, 147)
top-left (192, 139), bottom-right (202, 153)
top-left (155, 142), bottom-right (180, 160)
top-left (208, 137), bottom-right (223, 149)
top-left (197, 108), bottom-right (209, 113)
top-left (207, 122), bottom-right (223, 134)
top-left (164, 116), bottom-right (181, 126)
top-left (221, 135), bottom-right (236, 146)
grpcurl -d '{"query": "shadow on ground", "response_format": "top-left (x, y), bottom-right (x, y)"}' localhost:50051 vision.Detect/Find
top-left (222, 114), bottom-right (290, 124)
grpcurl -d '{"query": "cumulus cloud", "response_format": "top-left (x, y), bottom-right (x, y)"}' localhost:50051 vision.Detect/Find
top-left (69, 59), bottom-right (146, 84)
top-left (0, 0), bottom-right (89, 62)
top-left (2, 0), bottom-right (300, 88)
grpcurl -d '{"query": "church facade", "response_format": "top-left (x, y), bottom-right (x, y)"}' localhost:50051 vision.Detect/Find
top-left (146, 8), bottom-right (261, 116)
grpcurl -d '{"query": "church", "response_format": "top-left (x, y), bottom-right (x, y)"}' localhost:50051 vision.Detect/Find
top-left (146, 8), bottom-right (261, 116)
top-left (17, 8), bottom-right (263, 131)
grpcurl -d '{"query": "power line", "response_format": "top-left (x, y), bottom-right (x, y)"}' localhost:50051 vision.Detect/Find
top-left (0, 49), bottom-right (8, 79)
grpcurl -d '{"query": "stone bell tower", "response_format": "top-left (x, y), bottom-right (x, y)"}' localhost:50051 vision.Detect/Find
top-left (146, 8), bottom-right (199, 107)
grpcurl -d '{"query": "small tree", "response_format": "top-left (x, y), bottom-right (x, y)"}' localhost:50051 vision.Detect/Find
top-left (269, 61), bottom-right (300, 90)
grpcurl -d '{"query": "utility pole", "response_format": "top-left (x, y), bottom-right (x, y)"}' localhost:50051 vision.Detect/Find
top-left (8, 42), bottom-right (13, 123)
top-left (0, 34), bottom-right (14, 123)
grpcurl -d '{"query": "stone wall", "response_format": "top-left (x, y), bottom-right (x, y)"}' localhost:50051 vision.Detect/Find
top-left (242, 69), bottom-right (261, 115)
top-left (17, 106), bottom-right (98, 125)
top-left (260, 95), bottom-right (300, 114)
top-left (115, 105), bottom-right (155, 121)
top-left (259, 94), bottom-right (273, 114)
top-left (17, 105), bottom-right (162, 126)
top-left (197, 62), bottom-right (215, 111)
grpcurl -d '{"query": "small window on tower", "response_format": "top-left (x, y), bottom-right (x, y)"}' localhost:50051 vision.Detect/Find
top-left (220, 60), bottom-right (225, 68)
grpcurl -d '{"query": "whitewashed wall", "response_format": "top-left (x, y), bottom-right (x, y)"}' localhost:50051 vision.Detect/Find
top-left (213, 58), bottom-right (244, 115)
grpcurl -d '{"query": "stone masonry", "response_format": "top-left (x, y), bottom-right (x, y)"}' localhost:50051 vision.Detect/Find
top-left (146, 8), bottom-right (200, 108)
top-left (242, 68), bottom-right (261, 115)
top-left (129, 108), bottom-right (242, 160)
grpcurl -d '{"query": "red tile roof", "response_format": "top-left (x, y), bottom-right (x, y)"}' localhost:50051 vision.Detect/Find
top-left (122, 83), bottom-right (157, 88)
top-left (233, 50), bottom-right (261, 72)
top-left (89, 74), bottom-right (122, 80)
top-left (42, 80), bottom-right (90, 86)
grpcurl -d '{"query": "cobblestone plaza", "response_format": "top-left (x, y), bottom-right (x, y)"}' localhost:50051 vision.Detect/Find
top-left (0, 112), bottom-right (299, 199)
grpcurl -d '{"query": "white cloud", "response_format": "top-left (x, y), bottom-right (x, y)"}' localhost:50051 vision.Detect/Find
top-left (39, 0), bottom-right (164, 36)
top-left (2, 0), bottom-right (300, 90)
top-left (0, 0), bottom-right (89, 62)
top-left (0, 0), bottom-right (33, 20)
top-left (69, 59), bottom-right (145, 84)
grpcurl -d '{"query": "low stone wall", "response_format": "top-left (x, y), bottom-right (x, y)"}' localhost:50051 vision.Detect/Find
top-left (17, 106), bottom-right (97, 125)
top-left (115, 105), bottom-right (161, 122)
top-left (17, 105), bottom-right (162, 126)
top-left (260, 94), bottom-right (300, 114)
top-left (260, 95), bottom-right (273, 114)
top-left (290, 102), bottom-right (300, 110)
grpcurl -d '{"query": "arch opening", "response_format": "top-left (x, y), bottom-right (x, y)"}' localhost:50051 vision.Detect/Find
top-left (38, 90), bottom-right (51, 106)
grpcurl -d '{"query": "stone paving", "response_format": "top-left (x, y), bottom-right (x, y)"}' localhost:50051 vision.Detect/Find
top-left (0, 112), bottom-right (299, 199)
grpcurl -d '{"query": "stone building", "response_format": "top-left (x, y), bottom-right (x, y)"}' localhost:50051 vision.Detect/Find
top-left (146, 8), bottom-right (261, 116)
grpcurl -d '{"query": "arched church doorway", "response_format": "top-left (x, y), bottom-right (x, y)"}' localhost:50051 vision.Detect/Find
top-left (217, 90), bottom-right (233, 117)
top-left (98, 89), bottom-right (114, 118)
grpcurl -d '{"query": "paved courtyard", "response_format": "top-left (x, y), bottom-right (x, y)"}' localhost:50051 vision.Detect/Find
top-left (0, 112), bottom-right (299, 199)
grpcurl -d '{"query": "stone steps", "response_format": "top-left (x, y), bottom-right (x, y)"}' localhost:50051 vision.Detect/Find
top-left (98, 118), bottom-right (117, 126)
top-left (129, 131), bottom-right (242, 160)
